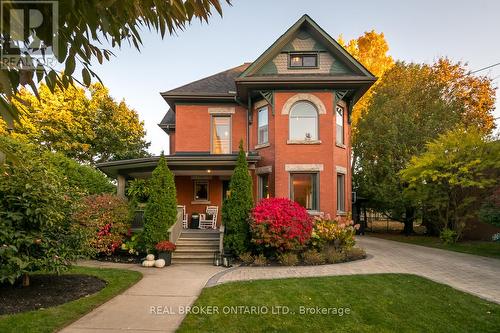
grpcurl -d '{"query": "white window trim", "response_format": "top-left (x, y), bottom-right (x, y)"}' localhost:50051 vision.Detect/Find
top-left (210, 115), bottom-right (232, 154)
top-left (257, 106), bottom-right (269, 145)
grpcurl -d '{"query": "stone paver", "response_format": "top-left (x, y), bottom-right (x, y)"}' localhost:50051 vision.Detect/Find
top-left (214, 236), bottom-right (500, 304)
top-left (60, 261), bottom-right (226, 333)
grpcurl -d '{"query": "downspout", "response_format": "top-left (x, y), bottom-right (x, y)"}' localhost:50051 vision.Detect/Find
top-left (234, 95), bottom-right (250, 151)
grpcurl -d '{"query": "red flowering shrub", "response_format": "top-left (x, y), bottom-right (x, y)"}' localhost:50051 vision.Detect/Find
top-left (155, 240), bottom-right (176, 252)
top-left (72, 194), bottom-right (131, 256)
top-left (250, 198), bottom-right (313, 253)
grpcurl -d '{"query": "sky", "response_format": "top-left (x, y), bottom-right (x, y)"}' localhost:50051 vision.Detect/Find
top-left (89, 0), bottom-right (500, 155)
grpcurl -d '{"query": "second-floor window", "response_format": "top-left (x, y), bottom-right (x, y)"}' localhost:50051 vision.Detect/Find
top-left (258, 106), bottom-right (269, 144)
top-left (212, 116), bottom-right (231, 154)
top-left (289, 101), bottom-right (318, 141)
top-left (289, 53), bottom-right (318, 68)
top-left (336, 106), bottom-right (344, 145)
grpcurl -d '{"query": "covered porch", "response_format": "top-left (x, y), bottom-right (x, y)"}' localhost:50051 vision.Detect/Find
top-left (97, 153), bottom-right (260, 229)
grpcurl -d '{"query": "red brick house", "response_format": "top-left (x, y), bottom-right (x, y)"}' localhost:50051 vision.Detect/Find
top-left (98, 15), bottom-right (375, 229)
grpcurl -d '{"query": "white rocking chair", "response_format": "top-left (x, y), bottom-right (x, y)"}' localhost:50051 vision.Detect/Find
top-left (177, 205), bottom-right (189, 229)
top-left (199, 206), bottom-right (218, 229)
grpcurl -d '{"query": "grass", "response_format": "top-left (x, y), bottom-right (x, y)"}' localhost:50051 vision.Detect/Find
top-left (0, 266), bottom-right (142, 333)
top-left (178, 274), bottom-right (500, 333)
top-left (369, 234), bottom-right (500, 259)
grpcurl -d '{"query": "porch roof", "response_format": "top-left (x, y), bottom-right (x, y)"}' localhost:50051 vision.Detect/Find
top-left (96, 153), bottom-right (260, 179)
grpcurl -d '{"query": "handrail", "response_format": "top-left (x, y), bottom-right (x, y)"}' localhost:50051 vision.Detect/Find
top-left (219, 225), bottom-right (225, 253)
top-left (168, 207), bottom-right (183, 244)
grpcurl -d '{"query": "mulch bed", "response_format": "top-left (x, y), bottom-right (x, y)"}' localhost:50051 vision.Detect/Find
top-left (0, 274), bottom-right (106, 315)
top-left (95, 250), bottom-right (144, 264)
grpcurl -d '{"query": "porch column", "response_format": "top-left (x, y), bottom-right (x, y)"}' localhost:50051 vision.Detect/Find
top-left (117, 174), bottom-right (126, 198)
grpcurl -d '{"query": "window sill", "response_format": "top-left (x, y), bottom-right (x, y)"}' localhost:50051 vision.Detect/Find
top-left (191, 200), bottom-right (211, 205)
top-left (287, 140), bottom-right (322, 145)
top-left (336, 143), bottom-right (346, 149)
top-left (255, 142), bottom-right (270, 150)
top-left (308, 210), bottom-right (323, 216)
top-left (337, 211), bottom-right (347, 216)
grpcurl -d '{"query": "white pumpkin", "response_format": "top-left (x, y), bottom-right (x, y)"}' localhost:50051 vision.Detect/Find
top-left (154, 259), bottom-right (166, 268)
top-left (142, 260), bottom-right (155, 267)
top-left (146, 254), bottom-right (155, 261)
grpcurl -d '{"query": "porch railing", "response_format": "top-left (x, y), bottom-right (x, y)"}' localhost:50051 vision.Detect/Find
top-left (168, 207), bottom-right (183, 244)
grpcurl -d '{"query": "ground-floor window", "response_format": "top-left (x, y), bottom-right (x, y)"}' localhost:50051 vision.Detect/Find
top-left (258, 174), bottom-right (270, 200)
top-left (194, 180), bottom-right (209, 201)
top-left (337, 173), bottom-right (345, 212)
top-left (290, 173), bottom-right (318, 211)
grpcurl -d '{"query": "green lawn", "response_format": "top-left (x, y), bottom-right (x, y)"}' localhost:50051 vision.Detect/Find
top-left (0, 266), bottom-right (142, 333)
top-left (178, 274), bottom-right (500, 333)
top-left (369, 234), bottom-right (500, 259)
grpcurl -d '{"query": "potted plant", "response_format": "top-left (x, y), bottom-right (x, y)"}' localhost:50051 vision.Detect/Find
top-left (155, 240), bottom-right (176, 265)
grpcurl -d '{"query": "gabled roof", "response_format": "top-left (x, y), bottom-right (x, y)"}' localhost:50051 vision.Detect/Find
top-left (158, 108), bottom-right (175, 133)
top-left (238, 14), bottom-right (374, 79)
top-left (161, 63), bottom-right (250, 97)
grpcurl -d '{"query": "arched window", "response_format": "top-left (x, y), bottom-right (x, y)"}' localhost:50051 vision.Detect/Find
top-left (289, 101), bottom-right (318, 141)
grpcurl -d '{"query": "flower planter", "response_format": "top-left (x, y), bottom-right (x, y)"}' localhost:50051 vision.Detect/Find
top-left (158, 251), bottom-right (172, 265)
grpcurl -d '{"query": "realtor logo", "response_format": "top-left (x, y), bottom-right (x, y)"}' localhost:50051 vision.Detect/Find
top-left (0, 0), bottom-right (58, 69)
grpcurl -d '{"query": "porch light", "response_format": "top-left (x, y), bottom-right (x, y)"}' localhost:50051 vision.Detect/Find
top-left (213, 251), bottom-right (221, 266)
top-left (207, 169), bottom-right (211, 173)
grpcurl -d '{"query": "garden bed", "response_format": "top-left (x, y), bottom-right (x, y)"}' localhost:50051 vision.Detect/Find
top-left (0, 274), bottom-right (106, 315)
top-left (95, 250), bottom-right (144, 264)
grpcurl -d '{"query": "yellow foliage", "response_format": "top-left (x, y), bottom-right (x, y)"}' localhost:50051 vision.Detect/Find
top-left (338, 30), bottom-right (394, 127)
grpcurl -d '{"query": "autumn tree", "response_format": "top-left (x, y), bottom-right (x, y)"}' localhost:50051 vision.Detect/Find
top-left (0, 0), bottom-right (229, 119)
top-left (432, 58), bottom-right (496, 133)
top-left (353, 62), bottom-right (464, 234)
top-left (338, 30), bottom-right (394, 126)
top-left (400, 128), bottom-right (500, 239)
top-left (6, 83), bottom-right (149, 164)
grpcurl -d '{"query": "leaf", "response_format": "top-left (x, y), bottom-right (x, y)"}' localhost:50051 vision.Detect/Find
top-left (82, 68), bottom-right (91, 86)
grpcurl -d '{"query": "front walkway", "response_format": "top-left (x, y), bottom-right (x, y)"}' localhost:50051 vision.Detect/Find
top-left (62, 237), bottom-right (500, 332)
top-left (61, 261), bottom-right (225, 333)
top-left (212, 236), bottom-right (500, 304)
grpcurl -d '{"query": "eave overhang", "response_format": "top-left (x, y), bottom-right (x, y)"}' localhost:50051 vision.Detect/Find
top-left (97, 154), bottom-right (260, 179)
top-left (160, 92), bottom-right (237, 109)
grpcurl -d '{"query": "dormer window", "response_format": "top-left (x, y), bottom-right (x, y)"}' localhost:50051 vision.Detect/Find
top-left (289, 53), bottom-right (318, 68)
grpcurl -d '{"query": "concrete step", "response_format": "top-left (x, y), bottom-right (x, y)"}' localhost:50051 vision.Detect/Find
top-left (179, 230), bottom-right (220, 239)
top-left (175, 247), bottom-right (218, 253)
top-left (172, 252), bottom-right (214, 259)
top-left (171, 257), bottom-right (213, 264)
top-left (176, 239), bottom-right (219, 246)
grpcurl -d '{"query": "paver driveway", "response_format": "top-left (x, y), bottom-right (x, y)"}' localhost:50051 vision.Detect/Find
top-left (213, 236), bottom-right (500, 304)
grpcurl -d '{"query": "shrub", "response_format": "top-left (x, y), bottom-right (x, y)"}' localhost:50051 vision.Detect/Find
top-left (239, 252), bottom-right (254, 265)
top-left (344, 247), bottom-right (366, 261)
top-left (155, 241), bottom-right (176, 252)
top-left (323, 246), bottom-right (346, 264)
top-left (121, 232), bottom-right (146, 256)
top-left (479, 187), bottom-right (500, 228)
top-left (127, 179), bottom-right (150, 203)
top-left (222, 141), bottom-right (253, 255)
top-left (143, 155), bottom-right (177, 250)
top-left (47, 152), bottom-right (115, 195)
top-left (278, 252), bottom-right (299, 266)
top-left (252, 254), bottom-right (268, 266)
top-left (440, 228), bottom-right (458, 245)
top-left (313, 214), bottom-right (358, 251)
top-left (302, 249), bottom-right (325, 265)
top-left (73, 194), bottom-right (131, 256)
top-left (0, 136), bottom-right (80, 285)
top-left (250, 198), bottom-right (313, 253)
